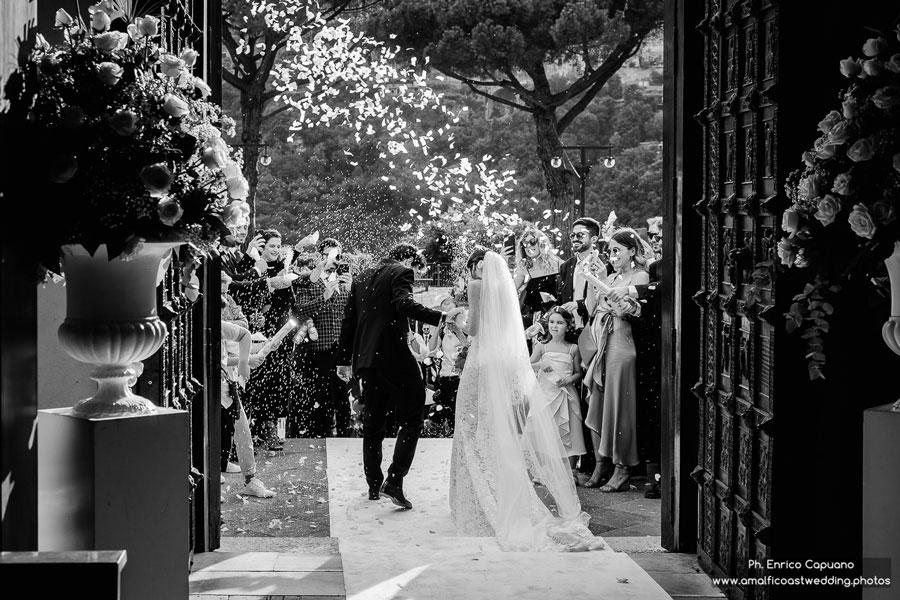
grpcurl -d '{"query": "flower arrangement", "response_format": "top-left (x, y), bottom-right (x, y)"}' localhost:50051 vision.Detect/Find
top-left (779, 23), bottom-right (900, 379)
top-left (2, 2), bottom-right (250, 274)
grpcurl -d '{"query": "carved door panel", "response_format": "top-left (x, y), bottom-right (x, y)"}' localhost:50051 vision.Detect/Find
top-left (692, 1), bottom-right (780, 597)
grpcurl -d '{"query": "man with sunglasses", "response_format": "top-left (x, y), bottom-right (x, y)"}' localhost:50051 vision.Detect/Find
top-left (556, 217), bottom-right (603, 330)
top-left (555, 216), bottom-right (604, 480)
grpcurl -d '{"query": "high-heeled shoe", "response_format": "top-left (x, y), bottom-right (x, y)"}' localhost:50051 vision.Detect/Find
top-left (584, 460), bottom-right (614, 488)
top-left (599, 466), bottom-right (630, 493)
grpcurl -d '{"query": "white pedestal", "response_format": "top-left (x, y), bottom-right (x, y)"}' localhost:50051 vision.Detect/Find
top-left (38, 407), bottom-right (190, 600)
top-left (863, 403), bottom-right (900, 600)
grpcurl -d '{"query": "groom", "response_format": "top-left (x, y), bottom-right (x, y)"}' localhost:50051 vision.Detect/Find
top-left (337, 243), bottom-right (452, 509)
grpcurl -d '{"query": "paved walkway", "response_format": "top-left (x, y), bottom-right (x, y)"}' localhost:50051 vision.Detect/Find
top-left (190, 439), bottom-right (724, 599)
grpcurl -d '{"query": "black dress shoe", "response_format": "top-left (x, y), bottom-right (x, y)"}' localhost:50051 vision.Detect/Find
top-left (381, 480), bottom-right (412, 510)
top-left (368, 481), bottom-right (383, 501)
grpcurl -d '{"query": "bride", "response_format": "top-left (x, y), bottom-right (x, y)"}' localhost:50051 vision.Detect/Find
top-left (449, 248), bottom-right (605, 552)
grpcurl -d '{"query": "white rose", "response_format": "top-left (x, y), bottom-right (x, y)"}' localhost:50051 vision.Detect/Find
top-left (832, 172), bottom-right (852, 196)
top-left (137, 16), bottom-right (159, 37)
top-left (179, 48), bottom-right (199, 68)
top-left (817, 110), bottom-right (841, 134)
top-left (162, 94), bottom-right (189, 118)
top-left (798, 173), bottom-right (821, 201)
top-left (872, 86), bottom-right (900, 110)
top-left (848, 204), bottom-right (876, 239)
top-left (781, 208), bottom-right (801, 235)
top-left (93, 31), bottom-right (128, 52)
top-left (863, 59), bottom-right (884, 77)
top-left (226, 173), bottom-right (250, 200)
top-left (777, 238), bottom-right (796, 268)
top-left (847, 135), bottom-right (877, 162)
top-left (91, 10), bottom-right (111, 32)
top-left (160, 54), bottom-right (185, 78)
top-left (814, 194), bottom-right (842, 227)
top-left (223, 200), bottom-right (251, 226)
top-left (95, 61), bottom-right (124, 85)
top-left (862, 37), bottom-right (887, 57)
top-left (827, 121), bottom-right (853, 145)
top-left (55, 8), bottom-right (73, 26)
top-left (802, 151), bottom-right (816, 167)
top-left (222, 161), bottom-right (242, 181)
top-left (201, 137), bottom-right (229, 170)
top-left (193, 76), bottom-right (212, 99)
top-left (840, 57), bottom-right (862, 77)
top-left (126, 23), bottom-right (142, 41)
top-left (886, 54), bottom-right (900, 74)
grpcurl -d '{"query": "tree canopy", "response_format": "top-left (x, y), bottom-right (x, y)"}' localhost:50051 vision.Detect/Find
top-left (365, 0), bottom-right (663, 235)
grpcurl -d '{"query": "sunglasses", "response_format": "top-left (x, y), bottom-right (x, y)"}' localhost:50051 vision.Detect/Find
top-left (523, 238), bottom-right (538, 246)
top-left (569, 232), bottom-right (590, 240)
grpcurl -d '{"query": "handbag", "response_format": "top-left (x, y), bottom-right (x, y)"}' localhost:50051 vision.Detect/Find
top-left (577, 319), bottom-right (598, 366)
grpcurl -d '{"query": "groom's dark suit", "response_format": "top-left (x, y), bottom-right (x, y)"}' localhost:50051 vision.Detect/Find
top-left (338, 258), bottom-right (443, 491)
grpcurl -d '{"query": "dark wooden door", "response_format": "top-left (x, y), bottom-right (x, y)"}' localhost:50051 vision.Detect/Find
top-left (685, 2), bottom-right (900, 599)
top-left (691, 2), bottom-right (780, 591)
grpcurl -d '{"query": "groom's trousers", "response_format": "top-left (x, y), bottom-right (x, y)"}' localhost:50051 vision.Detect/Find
top-left (358, 367), bottom-right (426, 487)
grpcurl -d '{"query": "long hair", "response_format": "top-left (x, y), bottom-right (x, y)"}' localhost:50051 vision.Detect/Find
top-left (515, 224), bottom-right (561, 273)
top-left (611, 227), bottom-right (650, 272)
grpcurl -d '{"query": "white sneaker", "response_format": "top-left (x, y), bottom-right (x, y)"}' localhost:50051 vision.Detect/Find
top-left (243, 477), bottom-right (276, 498)
top-left (224, 462), bottom-right (241, 473)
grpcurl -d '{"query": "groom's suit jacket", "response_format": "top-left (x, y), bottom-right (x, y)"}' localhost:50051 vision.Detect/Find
top-left (338, 258), bottom-right (442, 378)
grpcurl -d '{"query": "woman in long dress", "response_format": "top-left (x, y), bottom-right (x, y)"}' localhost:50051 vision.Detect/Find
top-left (448, 249), bottom-right (605, 552)
top-left (580, 228), bottom-right (650, 492)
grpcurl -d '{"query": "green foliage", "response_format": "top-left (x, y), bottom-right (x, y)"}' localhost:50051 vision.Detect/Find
top-left (588, 143), bottom-right (663, 229)
top-left (783, 280), bottom-right (839, 381)
top-left (222, 5), bottom-right (664, 257)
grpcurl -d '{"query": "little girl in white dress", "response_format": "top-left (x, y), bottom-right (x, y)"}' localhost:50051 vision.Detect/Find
top-left (530, 306), bottom-right (586, 475)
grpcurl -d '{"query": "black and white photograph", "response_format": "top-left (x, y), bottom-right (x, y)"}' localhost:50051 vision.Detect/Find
top-left (1, 1), bottom-right (898, 599)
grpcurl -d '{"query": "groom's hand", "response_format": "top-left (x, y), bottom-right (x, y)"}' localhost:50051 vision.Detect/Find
top-left (336, 365), bottom-right (352, 382)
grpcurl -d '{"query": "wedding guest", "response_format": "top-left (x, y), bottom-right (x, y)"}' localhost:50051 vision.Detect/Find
top-left (608, 250), bottom-right (663, 499)
top-left (555, 216), bottom-right (604, 477)
top-left (220, 314), bottom-right (276, 498)
top-left (291, 238), bottom-right (353, 437)
top-left (222, 220), bottom-right (292, 329)
top-left (530, 306), bottom-right (585, 480)
top-left (221, 220), bottom-right (265, 281)
top-left (220, 271), bottom-right (247, 474)
top-left (511, 224), bottom-right (562, 332)
top-left (580, 228), bottom-right (650, 492)
top-left (243, 229), bottom-right (299, 451)
top-left (427, 300), bottom-right (467, 435)
top-left (556, 217), bottom-right (603, 331)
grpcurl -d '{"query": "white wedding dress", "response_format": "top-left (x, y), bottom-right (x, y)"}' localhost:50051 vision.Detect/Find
top-left (448, 251), bottom-right (606, 552)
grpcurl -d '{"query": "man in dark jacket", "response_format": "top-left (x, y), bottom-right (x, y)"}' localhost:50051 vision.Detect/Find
top-left (337, 243), bottom-right (453, 508)
top-left (556, 216), bottom-right (603, 330)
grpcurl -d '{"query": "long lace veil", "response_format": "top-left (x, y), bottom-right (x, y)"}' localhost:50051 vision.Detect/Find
top-left (475, 251), bottom-right (599, 550)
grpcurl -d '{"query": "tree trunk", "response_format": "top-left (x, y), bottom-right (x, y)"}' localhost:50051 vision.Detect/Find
top-left (533, 109), bottom-right (577, 248)
top-left (240, 87), bottom-right (266, 231)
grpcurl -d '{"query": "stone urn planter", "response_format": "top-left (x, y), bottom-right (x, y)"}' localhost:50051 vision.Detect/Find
top-left (57, 242), bottom-right (181, 419)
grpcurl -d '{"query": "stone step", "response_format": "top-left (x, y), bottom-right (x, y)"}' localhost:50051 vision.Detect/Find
top-left (190, 538), bottom-right (345, 599)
